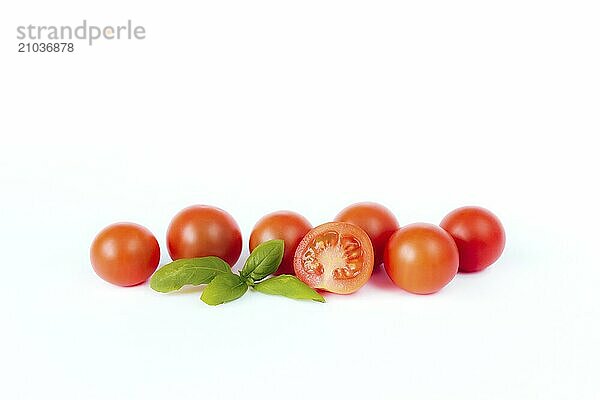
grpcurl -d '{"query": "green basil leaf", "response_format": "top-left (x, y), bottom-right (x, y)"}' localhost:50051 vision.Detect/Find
top-left (150, 256), bottom-right (232, 293)
top-left (253, 275), bottom-right (325, 303)
top-left (200, 274), bottom-right (248, 306)
top-left (240, 239), bottom-right (284, 281)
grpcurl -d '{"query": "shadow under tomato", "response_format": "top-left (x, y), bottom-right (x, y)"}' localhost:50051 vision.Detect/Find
top-left (316, 289), bottom-right (335, 299)
top-left (368, 264), bottom-right (397, 290)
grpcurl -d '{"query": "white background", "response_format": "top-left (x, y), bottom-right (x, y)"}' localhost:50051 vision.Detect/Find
top-left (1, 1), bottom-right (599, 399)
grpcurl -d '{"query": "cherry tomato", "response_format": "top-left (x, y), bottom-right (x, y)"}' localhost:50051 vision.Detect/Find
top-left (334, 202), bottom-right (399, 267)
top-left (384, 223), bottom-right (458, 294)
top-left (166, 205), bottom-right (242, 266)
top-left (249, 211), bottom-right (312, 275)
top-left (294, 222), bottom-right (374, 294)
top-left (440, 206), bottom-right (505, 273)
top-left (90, 222), bottom-right (160, 287)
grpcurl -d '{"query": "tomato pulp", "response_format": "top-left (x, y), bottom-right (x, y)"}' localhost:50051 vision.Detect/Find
top-left (294, 222), bottom-right (374, 294)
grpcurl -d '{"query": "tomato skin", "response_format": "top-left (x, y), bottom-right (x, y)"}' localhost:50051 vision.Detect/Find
top-left (293, 222), bottom-right (374, 294)
top-left (249, 211), bottom-right (312, 275)
top-left (440, 206), bottom-right (505, 273)
top-left (90, 223), bottom-right (160, 287)
top-left (334, 202), bottom-right (399, 266)
top-left (384, 223), bottom-right (458, 294)
top-left (166, 205), bottom-right (242, 266)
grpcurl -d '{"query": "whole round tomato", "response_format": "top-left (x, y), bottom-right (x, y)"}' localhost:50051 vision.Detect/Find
top-left (249, 211), bottom-right (312, 275)
top-left (294, 222), bottom-right (374, 294)
top-left (440, 206), bottom-right (505, 273)
top-left (334, 202), bottom-right (399, 267)
top-left (90, 222), bottom-right (160, 287)
top-left (384, 223), bottom-right (458, 294)
top-left (166, 205), bottom-right (242, 266)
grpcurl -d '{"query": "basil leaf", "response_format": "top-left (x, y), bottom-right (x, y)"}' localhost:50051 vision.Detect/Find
top-left (240, 239), bottom-right (284, 281)
top-left (253, 275), bottom-right (325, 303)
top-left (200, 274), bottom-right (248, 306)
top-left (150, 256), bottom-right (232, 293)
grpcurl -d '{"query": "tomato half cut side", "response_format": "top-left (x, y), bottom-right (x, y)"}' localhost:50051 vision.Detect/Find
top-left (293, 222), bottom-right (374, 294)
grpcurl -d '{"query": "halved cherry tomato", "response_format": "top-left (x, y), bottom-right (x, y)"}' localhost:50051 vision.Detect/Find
top-left (90, 222), bottom-right (160, 287)
top-left (166, 205), bottom-right (242, 266)
top-left (249, 211), bottom-right (312, 275)
top-left (440, 206), bottom-right (505, 273)
top-left (293, 222), bottom-right (374, 294)
top-left (334, 202), bottom-right (399, 267)
top-left (384, 223), bottom-right (458, 294)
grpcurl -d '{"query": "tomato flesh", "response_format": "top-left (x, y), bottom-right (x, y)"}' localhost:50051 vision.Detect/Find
top-left (294, 222), bottom-right (374, 294)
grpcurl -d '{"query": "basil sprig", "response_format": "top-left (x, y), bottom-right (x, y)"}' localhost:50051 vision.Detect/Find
top-left (254, 275), bottom-right (325, 302)
top-left (149, 256), bottom-right (231, 293)
top-left (201, 274), bottom-right (248, 305)
top-left (150, 239), bottom-right (325, 306)
top-left (240, 240), bottom-right (285, 281)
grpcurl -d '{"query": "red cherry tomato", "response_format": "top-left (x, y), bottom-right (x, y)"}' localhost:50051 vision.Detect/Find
top-left (294, 222), bottom-right (374, 294)
top-left (440, 206), bottom-right (505, 273)
top-left (384, 223), bottom-right (458, 294)
top-left (249, 211), bottom-right (312, 275)
top-left (166, 205), bottom-right (242, 266)
top-left (334, 202), bottom-right (399, 267)
top-left (90, 223), bottom-right (160, 287)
